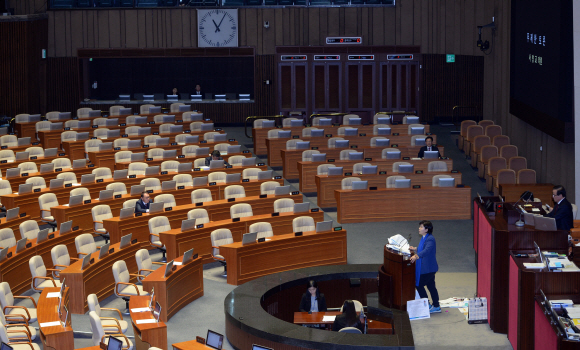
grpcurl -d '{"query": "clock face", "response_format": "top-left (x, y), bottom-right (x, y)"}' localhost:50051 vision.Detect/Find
top-left (197, 9), bottom-right (238, 48)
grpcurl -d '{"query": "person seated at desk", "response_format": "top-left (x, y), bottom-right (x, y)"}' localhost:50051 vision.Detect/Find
top-left (332, 300), bottom-right (364, 333)
top-left (194, 84), bottom-right (203, 96)
top-left (299, 280), bottom-right (327, 313)
top-left (135, 191), bottom-right (151, 213)
top-left (205, 150), bottom-right (230, 167)
top-left (543, 185), bottom-right (573, 231)
top-left (172, 88), bottom-right (178, 96)
top-left (417, 136), bottom-right (441, 158)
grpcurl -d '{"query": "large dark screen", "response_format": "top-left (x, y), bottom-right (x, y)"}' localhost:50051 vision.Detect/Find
top-left (510, 0), bottom-right (573, 142)
top-left (88, 57), bottom-right (254, 100)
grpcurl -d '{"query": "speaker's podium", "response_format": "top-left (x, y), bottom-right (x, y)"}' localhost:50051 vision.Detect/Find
top-left (378, 246), bottom-right (415, 310)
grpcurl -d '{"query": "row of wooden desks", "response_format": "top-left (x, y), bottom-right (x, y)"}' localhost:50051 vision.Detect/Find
top-left (52, 177), bottom-right (284, 236)
top-left (112, 151), bottom-right (247, 171)
top-left (335, 186), bottom-right (471, 223)
top-left (4, 165), bottom-right (95, 192)
top-left (316, 171), bottom-right (462, 207)
top-left (281, 145), bottom-right (446, 178)
top-left (38, 287), bottom-right (74, 350)
top-left (267, 133), bottom-right (438, 167)
top-left (253, 124), bottom-right (431, 155)
top-left (293, 311), bottom-right (393, 334)
top-left (298, 158), bottom-right (454, 192)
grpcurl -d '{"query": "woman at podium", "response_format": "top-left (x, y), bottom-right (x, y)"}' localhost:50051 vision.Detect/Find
top-left (409, 220), bottom-right (441, 313)
top-left (299, 280), bottom-right (327, 312)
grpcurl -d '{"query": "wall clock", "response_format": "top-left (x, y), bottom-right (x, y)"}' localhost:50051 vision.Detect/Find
top-left (197, 9), bottom-right (239, 48)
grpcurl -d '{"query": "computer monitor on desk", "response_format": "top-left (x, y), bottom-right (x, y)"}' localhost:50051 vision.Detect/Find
top-left (534, 216), bottom-right (557, 231)
top-left (377, 127), bottom-right (391, 136)
top-left (167, 95), bottom-right (178, 101)
top-left (191, 95), bottom-right (202, 101)
top-left (106, 336), bottom-right (123, 350)
top-left (344, 128), bottom-right (358, 136)
top-left (252, 345), bottom-right (274, 350)
top-left (318, 118), bottom-right (332, 126)
top-left (206, 330), bottom-right (224, 350)
top-left (310, 129), bottom-right (324, 137)
top-left (424, 151), bottom-right (439, 159)
top-left (398, 164), bottom-right (414, 173)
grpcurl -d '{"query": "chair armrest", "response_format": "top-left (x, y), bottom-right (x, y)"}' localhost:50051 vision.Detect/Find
top-left (40, 209), bottom-right (52, 212)
top-left (149, 233), bottom-right (164, 248)
top-left (5, 341), bottom-right (35, 350)
top-left (115, 282), bottom-right (140, 296)
top-left (93, 220), bottom-right (103, 224)
top-left (13, 295), bottom-right (37, 307)
top-left (100, 307), bottom-right (123, 320)
top-left (99, 317), bottom-right (122, 333)
top-left (3, 306), bottom-right (31, 321)
top-left (32, 276), bottom-right (57, 291)
top-left (69, 257), bottom-right (80, 262)
top-left (4, 314), bottom-right (28, 325)
top-left (138, 268), bottom-right (155, 275)
top-left (6, 325), bottom-right (32, 340)
top-left (77, 252), bottom-right (89, 258)
top-left (151, 262), bottom-right (165, 265)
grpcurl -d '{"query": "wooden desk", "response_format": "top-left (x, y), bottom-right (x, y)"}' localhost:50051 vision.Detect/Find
top-left (220, 229), bottom-right (347, 285)
top-left (172, 340), bottom-right (216, 350)
top-left (59, 241), bottom-right (144, 314)
top-left (281, 145), bottom-right (445, 179)
top-left (160, 209), bottom-right (324, 262)
top-left (298, 158), bottom-right (453, 192)
top-left (253, 124), bottom-right (431, 155)
top-left (142, 255), bottom-right (203, 322)
top-left (38, 287), bottom-right (74, 350)
top-left (267, 134), bottom-right (438, 167)
top-left (335, 186), bottom-right (471, 223)
top-left (113, 151), bottom-right (246, 171)
top-left (293, 311), bottom-right (393, 334)
top-left (498, 183), bottom-right (554, 203)
top-left (0, 154), bottom-right (69, 178)
top-left (104, 193), bottom-right (302, 244)
top-left (316, 171), bottom-right (462, 208)
top-left (52, 178), bottom-right (282, 236)
top-left (4, 165), bottom-right (94, 192)
top-left (15, 122), bottom-right (38, 139)
top-left (0, 228), bottom-right (79, 296)
top-left (129, 295), bottom-right (168, 350)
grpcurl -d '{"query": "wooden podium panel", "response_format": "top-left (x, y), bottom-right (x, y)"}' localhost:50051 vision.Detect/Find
top-left (15, 122), bottom-right (37, 139)
top-left (160, 210), bottom-right (324, 262)
top-left (379, 247), bottom-right (415, 310)
top-left (498, 183), bottom-right (554, 202)
top-left (298, 158), bottom-right (453, 192)
top-left (220, 229), bottom-right (347, 285)
top-left (316, 171), bottom-right (462, 208)
top-left (38, 287), bottom-right (74, 350)
top-left (103, 193), bottom-right (302, 244)
top-left (59, 241), bottom-right (144, 314)
top-left (335, 186), bottom-right (471, 223)
top-left (142, 255), bottom-right (204, 322)
top-left (293, 311), bottom-right (393, 334)
top-left (129, 295), bottom-right (168, 350)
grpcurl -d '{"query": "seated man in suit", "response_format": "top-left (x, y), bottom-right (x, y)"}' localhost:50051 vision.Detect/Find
top-left (544, 185), bottom-right (574, 231)
top-left (418, 136), bottom-right (441, 158)
top-left (135, 191), bottom-right (151, 213)
top-left (204, 150), bottom-right (230, 167)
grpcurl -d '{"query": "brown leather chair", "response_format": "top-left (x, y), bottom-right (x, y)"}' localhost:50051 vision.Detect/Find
top-left (494, 169), bottom-right (516, 196)
top-left (508, 156), bottom-right (527, 174)
top-left (470, 135), bottom-right (490, 167)
top-left (517, 169), bottom-right (536, 185)
top-left (464, 125), bottom-right (484, 156)
top-left (485, 125), bottom-right (502, 139)
top-left (492, 135), bottom-right (510, 149)
top-left (500, 145), bottom-right (518, 161)
top-left (477, 145), bottom-right (498, 178)
top-left (486, 157), bottom-right (507, 192)
top-left (459, 120), bottom-right (477, 151)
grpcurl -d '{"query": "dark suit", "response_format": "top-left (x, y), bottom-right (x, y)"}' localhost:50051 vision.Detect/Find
top-left (135, 199), bottom-right (150, 213)
top-left (418, 145), bottom-right (441, 158)
top-left (331, 314), bottom-right (364, 333)
top-left (204, 156), bottom-right (229, 167)
top-left (545, 198), bottom-right (574, 231)
top-left (299, 293), bottom-right (327, 312)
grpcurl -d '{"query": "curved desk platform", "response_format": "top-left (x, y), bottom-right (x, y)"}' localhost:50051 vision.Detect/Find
top-left (59, 241), bottom-right (144, 314)
top-left (160, 209), bottom-right (324, 262)
top-left (142, 255), bottom-right (203, 323)
top-left (225, 264), bottom-right (414, 350)
top-left (220, 229), bottom-right (347, 285)
top-left (38, 287), bottom-right (73, 350)
top-left (129, 295), bottom-right (168, 350)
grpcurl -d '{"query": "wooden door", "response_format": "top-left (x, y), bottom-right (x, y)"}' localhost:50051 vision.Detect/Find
top-left (312, 62), bottom-right (342, 114)
top-left (345, 61), bottom-right (376, 122)
top-left (380, 61), bottom-right (420, 114)
top-left (278, 63), bottom-right (308, 115)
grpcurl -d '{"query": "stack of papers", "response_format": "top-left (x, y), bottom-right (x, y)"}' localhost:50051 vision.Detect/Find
top-left (136, 319), bottom-right (156, 324)
top-left (566, 308), bottom-right (580, 319)
top-left (40, 321), bottom-right (61, 327)
top-left (523, 263), bottom-right (546, 269)
top-left (46, 292), bottom-right (61, 298)
top-left (439, 297), bottom-right (469, 308)
top-left (322, 315), bottom-right (336, 322)
top-left (131, 307), bottom-right (150, 313)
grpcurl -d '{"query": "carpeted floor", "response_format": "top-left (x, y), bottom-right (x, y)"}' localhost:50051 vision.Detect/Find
top-left (25, 124), bottom-right (512, 349)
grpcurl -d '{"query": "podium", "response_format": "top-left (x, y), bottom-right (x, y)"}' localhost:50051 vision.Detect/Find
top-left (378, 246), bottom-right (415, 310)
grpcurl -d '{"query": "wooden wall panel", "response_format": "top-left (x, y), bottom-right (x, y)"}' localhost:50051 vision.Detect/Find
top-left (46, 57), bottom-right (79, 114)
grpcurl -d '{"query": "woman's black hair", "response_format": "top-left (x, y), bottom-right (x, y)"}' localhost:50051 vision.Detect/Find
top-left (342, 300), bottom-right (358, 326)
top-left (306, 280), bottom-right (321, 299)
top-left (419, 220), bottom-right (434, 235)
top-left (211, 150), bottom-right (221, 157)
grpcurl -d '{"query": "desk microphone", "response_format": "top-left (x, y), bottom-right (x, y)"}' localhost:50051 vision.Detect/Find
top-left (513, 192), bottom-right (528, 227)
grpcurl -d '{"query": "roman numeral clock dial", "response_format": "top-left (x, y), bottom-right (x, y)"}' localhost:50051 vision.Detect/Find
top-left (197, 9), bottom-right (238, 48)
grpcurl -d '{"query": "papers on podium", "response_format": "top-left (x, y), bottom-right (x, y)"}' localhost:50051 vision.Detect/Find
top-left (386, 234), bottom-right (410, 255)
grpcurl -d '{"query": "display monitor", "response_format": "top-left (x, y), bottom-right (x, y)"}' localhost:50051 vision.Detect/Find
top-left (206, 330), bottom-right (224, 350)
top-left (348, 152), bottom-right (363, 160)
top-left (395, 179), bottom-right (411, 188)
top-left (344, 128), bottom-right (358, 136)
top-left (106, 337), bottom-right (123, 350)
top-left (397, 164), bottom-right (414, 173)
top-left (242, 232), bottom-right (258, 245)
top-left (423, 151), bottom-right (439, 159)
top-left (377, 127), bottom-right (391, 135)
top-left (351, 180), bottom-right (368, 190)
top-left (335, 140), bottom-right (349, 148)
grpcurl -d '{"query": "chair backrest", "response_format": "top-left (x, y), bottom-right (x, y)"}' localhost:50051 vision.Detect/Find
top-left (210, 229), bottom-right (233, 257)
top-left (493, 135), bottom-right (510, 149)
top-left (128, 162), bottom-right (148, 176)
top-left (327, 137), bottom-right (345, 148)
top-left (204, 132), bottom-right (218, 142)
top-left (432, 174), bottom-right (452, 187)
top-left (182, 145), bottom-right (200, 156)
top-left (292, 216), bottom-right (315, 232)
top-left (0, 135), bottom-right (17, 147)
top-left (224, 185), bottom-right (246, 199)
top-left (29, 255), bottom-right (49, 290)
top-left (466, 125), bottom-right (484, 141)
top-left (191, 189), bottom-right (212, 203)
top-left (478, 119), bottom-right (494, 129)
top-left (194, 158), bottom-right (206, 168)
top-left (460, 120), bottom-right (477, 136)
top-left (286, 139), bottom-right (302, 150)
top-left (93, 128), bottom-right (109, 139)
top-left (508, 156), bottom-right (527, 173)
top-left (228, 155), bottom-right (245, 166)
top-left (147, 148), bottom-right (164, 159)
top-left (39, 193), bottom-right (59, 220)
top-left (260, 181), bottom-right (280, 195)
top-left (106, 182), bottom-right (128, 196)
top-left (187, 208), bottom-right (210, 224)
top-left (125, 126), bottom-right (141, 135)
top-left (141, 178), bottom-right (161, 191)
top-left (253, 119), bottom-right (268, 128)
top-left (230, 203), bottom-right (253, 219)
top-left (115, 151), bottom-right (133, 163)
top-left (282, 117), bottom-right (300, 127)
top-left (18, 162), bottom-right (38, 173)
top-left (427, 161), bottom-right (448, 172)
top-left (208, 172), bottom-right (227, 184)
top-left (500, 145), bottom-right (518, 160)
top-left (135, 249), bottom-right (153, 282)
top-left (274, 198), bottom-right (295, 213)
top-left (302, 127), bottom-right (319, 137)
top-left (19, 220), bottom-right (39, 240)
top-left (56, 172), bottom-right (77, 185)
top-left (472, 135), bottom-right (491, 152)
top-left (92, 205), bottom-right (113, 232)
top-left (0, 150), bottom-right (14, 161)
top-left (341, 177), bottom-right (362, 190)
top-left (148, 216), bottom-right (171, 236)
top-left (353, 162), bottom-right (371, 174)
top-left (25, 146), bottom-right (44, 157)
top-left (213, 143), bottom-right (229, 153)
top-left (161, 160), bottom-right (180, 172)
top-left (123, 198), bottom-right (138, 209)
top-left (317, 164), bottom-right (336, 175)
top-left (302, 150), bottom-right (320, 162)
top-left (249, 222), bottom-right (274, 239)
top-left (26, 176), bottom-right (46, 190)
top-left (267, 129), bottom-right (279, 139)
top-left (517, 169), bottom-right (536, 184)
top-left (51, 244), bottom-right (71, 270)
top-left (487, 157), bottom-right (507, 176)
top-left (139, 104), bottom-right (155, 114)
top-left (144, 135), bottom-right (161, 147)
top-left (480, 145), bottom-right (498, 163)
top-left (84, 139), bottom-right (103, 153)
top-left (71, 187), bottom-right (91, 201)
top-left (92, 117), bottom-right (107, 126)
top-left (173, 174), bottom-right (193, 187)
top-left (496, 169), bottom-right (516, 186)
top-left (190, 122), bottom-right (203, 131)
top-left (92, 167), bottom-right (112, 180)
top-left (485, 125), bottom-right (502, 139)
top-left (15, 114), bottom-right (30, 123)
top-left (154, 194), bottom-right (176, 208)
top-left (52, 157), bottom-right (71, 169)
top-left (0, 229), bottom-right (16, 249)
top-left (386, 175), bottom-right (406, 188)
top-left (75, 233), bottom-right (97, 258)
top-left (339, 149), bottom-right (352, 160)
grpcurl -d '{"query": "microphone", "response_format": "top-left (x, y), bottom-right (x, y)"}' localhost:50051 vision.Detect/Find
top-left (513, 192), bottom-right (528, 227)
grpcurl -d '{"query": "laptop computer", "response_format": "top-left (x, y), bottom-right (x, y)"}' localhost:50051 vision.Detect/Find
top-left (209, 160), bottom-right (224, 169)
top-left (75, 132), bottom-right (89, 141)
top-left (17, 137), bottom-right (31, 147)
top-left (105, 118), bottom-right (119, 127)
top-left (257, 170), bottom-right (273, 180)
top-left (242, 232), bottom-right (258, 245)
top-left (113, 170), bottom-right (128, 180)
top-left (523, 212), bottom-right (536, 226)
top-left (310, 129), bottom-right (324, 137)
top-left (395, 179), bottom-right (411, 188)
top-left (163, 150), bottom-right (177, 159)
top-left (414, 138), bottom-right (426, 146)
top-left (252, 345), bottom-right (274, 350)
top-left (385, 150), bottom-right (401, 159)
top-left (213, 134), bottom-right (227, 143)
top-left (410, 126), bottom-right (425, 135)
top-left (163, 115), bottom-right (175, 124)
top-left (72, 159), bottom-right (86, 169)
top-left (99, 190), bottom-right (114, 201)
top-left (277, 130), bottom-right (291, 138)
top-left (295, 141), bottom-right (310, 150)
top-left (327, 167), bottom-right (343, 176)
top-left (37, 228), bottom-right (50, 243)
top-left (81, 254), bottom-right (91, 271)
top-left (120, 233), bottom-right (132, 249)
top-left (181, 219), bottom-right (196, 232)
top-left (351, 181), bottom-right (368, 190)
top-left (293, 202), bottom-right (310, 213)
top-left (149, 202), bottom-right (164, 214)
top-left (130, 152), bottom-right (145, 162)
top-left (0, 248), bottom-right (8, 263)
top-left (49, 179), bottom-right (64, 190)
top-left (69, 195), bottom-right (84, 206)
top-left (153, 301), bottom-right (162, 322)
top-left (178, 105), bottom-right (191, 112)
top-left (193, 176), bottom-right (208, 187)
top-left (77, 120), bottom-right (91, 129)
top-left (149, 107), bottom-right (161, 114)
top-left (169, 125), bottom-right (183, 134)
top-left (260, 120), bottom-right (274, 128)
top-left (88, 110), bottom-right (101, 118)
top-left (184, 135), bottom-right (199, 144)
top-left (49, 122), bottom-right (63, 131)
top-left (119, 208), bottom-right (135, 219)
top-left (405, 116), bottom-right (420, 124)
top-left (438, 178), bottom-right (455, 187)
top-left (182, 248), bottom-right (194, 264)
top-left (80, 174), bottom-right (95, 185)
top-left (290, 119), bottom-right (303, 127)
top-left (44, 148), bottom-right (58, 157)
top-left (335, 140), bottom-right (349, 148)
top-left (274, 186), bottom-right (290, 195)
top-left (200, 123), bottom-right (214, 132)
top-left (127, 140), bottom-right (141, 148)
top-left (195, 147), bottom-right (210, 157)
top-left (398, 164), bottom-right (414, 173)
top-left (106, 336), bottom-right (123, 350)
top-left (130, 185), bottom-right (145, 196)
top-left (15, 238), bottom-right (27, 253)
top-left (138, 127), bottom-right (151, 135)
top-left (377, 127), bottom-right (391, 136)
top-left (39, 163), bottom-right (54, 174)
top-left (164, 260), bottom-right (174, 277)
top-left (362, 165), bottom-right (378, 174)
top-left (375, 139), bottom-right (390, 147)
top-left (60, 220), bottom-right (73, 234)
top-left (17, 183), bottom-right (33, 194)
top-left (226, 173), bottom-right (241, 184)
top-left (344, 128), bottom-right (358, 136)
top-left (177, 162), bottom-right (192, 173)
top-left (5, 208), bottom-right (18, 221)
top-left (423, 150), bottom-right (439, 159)
top-left (227, 145), bottom-right (241, 154)
top-left (145, 166), bottom-right (160, 176)
top-left (241, 157), bottom-right (256, 166)
top-left (119, 108), bottom-right (132, 115)
top-left (107, 130), bottom-right (121, 138)
top-left (348, 152), bottom-right (363, 160)
top-left (161, 181), bottom-right (176, 191)
top-left (534, 216), bottom-right (557, 231)
top-left (135, 117), bottom-right (148, 126)
top-left (347, 118), bottom-right (362, 125)
top-left (28, 114), bottom-right (41, 122)
top-left (15, 152), bottom-right (29, 161)
top-left (156, 138), bottom-right (170, 147)
top-left (318, 118), bottom-right (332, 126)
top-left (206, 330), bottom-right (224, 350)
top-left (99, 243), bottom-right (110, 259)
top-left (7, 169), bottom-right (21, 179)
top-left (316, 220), bottom-right (333, 232)
top-left (311, 154), bottom-right (326, 162)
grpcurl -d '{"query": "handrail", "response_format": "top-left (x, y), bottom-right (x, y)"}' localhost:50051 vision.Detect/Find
top-left (244, 115), bottom-right (284, 138)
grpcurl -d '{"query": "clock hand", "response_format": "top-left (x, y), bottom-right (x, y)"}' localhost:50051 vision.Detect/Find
top-left (217, 13), bottom-right (227, 30)
top-left (212, 19), bottom-right (220, 33)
